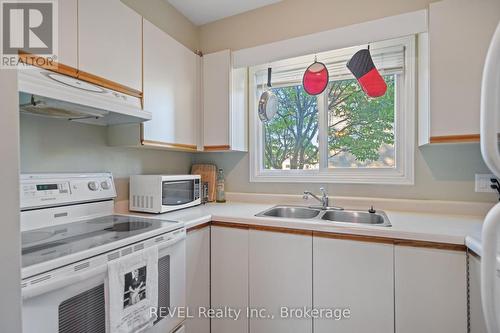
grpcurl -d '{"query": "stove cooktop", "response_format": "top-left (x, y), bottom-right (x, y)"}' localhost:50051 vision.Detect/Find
top-left (21, 215), bottom-right (179, 269)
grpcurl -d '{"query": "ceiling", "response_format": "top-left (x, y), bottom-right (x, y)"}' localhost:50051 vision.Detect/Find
top-left (167, 0), bottom-right (282, 26)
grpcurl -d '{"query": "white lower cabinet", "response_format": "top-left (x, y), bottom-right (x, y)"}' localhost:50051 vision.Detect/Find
top-left (395, 246), bottom-right (467, 333)
top-left (185, 227), bottom-right (210, 333)
top-left (206, 224), bottom-right (469, 333)
top-left (211, 226), bottom-right (249, 333)
top-left (468, 252), bottom-right (488, 333)
top-left (249, 230), bottom-right (313, 333)
top-left (313, 236), bottom-right (394, 333)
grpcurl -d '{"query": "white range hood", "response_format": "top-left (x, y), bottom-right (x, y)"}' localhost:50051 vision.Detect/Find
top-left (18, 67), bottom-right (151, 126)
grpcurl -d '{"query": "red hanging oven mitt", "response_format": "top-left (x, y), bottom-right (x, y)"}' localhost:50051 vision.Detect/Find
top-left (346, 49), bottom-right (387, 98)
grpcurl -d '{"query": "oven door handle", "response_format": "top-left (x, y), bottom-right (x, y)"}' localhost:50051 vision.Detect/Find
top-left (22, 265), bottom-right (108, 300)
top-left (158, 230), bottom-right (185, 250)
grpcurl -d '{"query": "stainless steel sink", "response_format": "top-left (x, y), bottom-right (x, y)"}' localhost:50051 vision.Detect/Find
top-left (321, 210), bottom-right (390, 226)
top-left (257, 206), bottom-right (321, 219)
top-left (255, 205), bottom-right (391, 227)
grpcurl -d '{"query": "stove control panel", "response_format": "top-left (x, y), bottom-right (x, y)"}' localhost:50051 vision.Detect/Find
top-left (20, 173), bottom-right (116, 210)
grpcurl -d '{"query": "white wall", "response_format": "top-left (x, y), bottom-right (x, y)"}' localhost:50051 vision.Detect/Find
top-left (200, 0), bottom-right (435, 53)
top-left (20, 115), bottom-right (192, 200)
top-left (121, 0), bottom-right (200, 51)
top-left (0, 70), bottom-right (22, 332)
top-left (192, 0), bottom-right (499, 204)
top-left (193, 143), bottom-right (496, 202)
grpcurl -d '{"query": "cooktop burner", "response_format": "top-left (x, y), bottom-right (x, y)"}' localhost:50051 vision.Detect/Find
top-left (21, 215), bottom-right (179, 269)
top-left (104, 221), bottom-right (152, 232)
top-left (22, 230), bottom-right (55, 244)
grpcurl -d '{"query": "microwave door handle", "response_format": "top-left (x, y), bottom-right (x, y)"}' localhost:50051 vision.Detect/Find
top-left (22, 265), bottom-right (108, 300)
top-left (481, 22), bottom-right (500, 177)
top-left (164, 181), bottom-right (192, 185)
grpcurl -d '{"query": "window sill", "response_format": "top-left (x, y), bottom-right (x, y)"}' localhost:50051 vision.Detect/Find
top-left (250, 169), bottom-right (414, 185)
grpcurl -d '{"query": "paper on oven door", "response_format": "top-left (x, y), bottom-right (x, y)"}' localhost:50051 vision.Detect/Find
top-left (107, 246), bottom-right (158, 333)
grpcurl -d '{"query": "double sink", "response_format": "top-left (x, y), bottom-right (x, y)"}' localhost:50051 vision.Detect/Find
top-left (256, 205), bottom-right (392, 227)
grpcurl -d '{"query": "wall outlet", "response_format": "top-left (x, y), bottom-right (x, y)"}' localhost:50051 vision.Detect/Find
top-left (475, 174), bottom-right (499, 192)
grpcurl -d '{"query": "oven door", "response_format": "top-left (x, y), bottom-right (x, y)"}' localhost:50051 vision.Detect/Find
top-left (22, 236), bottom-right (186, 333)
top-left (161, 179), bottom-right (200, 212)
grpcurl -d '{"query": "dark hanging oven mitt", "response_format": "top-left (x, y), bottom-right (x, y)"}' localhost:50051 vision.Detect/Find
top-left (346, 49), bottom-right (387, 98)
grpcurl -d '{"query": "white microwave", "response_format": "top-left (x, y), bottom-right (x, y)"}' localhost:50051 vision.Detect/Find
top-left (130, 175), bottom-right (201, 213)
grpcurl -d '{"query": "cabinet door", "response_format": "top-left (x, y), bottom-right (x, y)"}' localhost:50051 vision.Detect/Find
top-left (468, 253), bottom-right (488, 333)
top-left (58, 0), bottom-right (77, 69)
top-left (78, 0), bottom-right (142, 91)
top-left (143, 20), bottom-right (199, 148)
top-left (185, 227), bottom-right (210, 333)
top-left (203, 50), bottom-right (231, 148)
top-left (426, 0), bottom-right (500, 141)
top-left (395, 246), bottom-right (467, 333)
top-left (249, 230), bottom-right (312, 333)
top-left (313, 237), bottom-right (394, 333)
top-left (211, 226), bottom-right (249, 333)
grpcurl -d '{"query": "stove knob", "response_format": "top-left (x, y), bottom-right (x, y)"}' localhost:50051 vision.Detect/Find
top-left (101, 181), bottom-right (110, 190)
top-left (88, 181), bottom-right (99, 191)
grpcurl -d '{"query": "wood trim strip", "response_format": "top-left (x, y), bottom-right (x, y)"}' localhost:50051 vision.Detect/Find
top-left (430, 134), bottom-right (480, 144)
top-left (250, 224), bottom-right (313, 236)
top-left (212, 221), bottom-right (312, 236)
top-left (18, 52), bottom-right (78, 77)
top-left (393, 239), bottom-right (466, 252)
top-left (187, 222), bottom-right (211, 233)
top-left (77, 71), bottom-right (142, 98)
top-left (313, 231), bottom-right (394, 245)
top-left (212, 221), bottom-right (466, 251)
top-left (204, 145), bottom-right (231, 151)
top-left (141, 18), bottom-right (144, 109)
top-left (18, 52), bottom-right (143, 99)
top-left (467, 248), bottom-right (481, 259)
top-left (142, 139), bottom-right (198, 151)
top-left (211, 221), bottom-right (250, 230)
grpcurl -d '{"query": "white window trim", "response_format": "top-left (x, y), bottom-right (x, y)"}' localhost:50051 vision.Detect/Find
top-left (249, 36), bottom-right (416, 185)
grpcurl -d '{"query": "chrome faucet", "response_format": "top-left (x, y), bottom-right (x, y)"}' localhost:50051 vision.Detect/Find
top-left (303, 187), bottom-right (343, 210)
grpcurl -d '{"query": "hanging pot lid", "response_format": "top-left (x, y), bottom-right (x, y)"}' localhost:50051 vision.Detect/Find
top-left (303, 60), bottom-right (329, 95)
top-left (258, 67), bottom-right (278, 122)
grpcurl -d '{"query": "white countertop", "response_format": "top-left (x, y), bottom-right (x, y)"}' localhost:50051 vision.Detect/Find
top-left (115, 201), bottom-right (484, 246)
top-left (465, 226), bottom-right (500, 259)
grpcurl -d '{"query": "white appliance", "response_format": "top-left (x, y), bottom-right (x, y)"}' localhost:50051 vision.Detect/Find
top-left (480, 21), bottom-right (500, 333)
top-left (130, 175), bottom-right (201, 214)
top-left (18, 66), bottom-right (152, 125)
top-left (21, 173), bottom-right (186, 333)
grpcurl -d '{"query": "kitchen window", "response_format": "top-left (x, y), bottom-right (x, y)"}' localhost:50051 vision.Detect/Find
top-left (249, 36), bottom-right (415, 184)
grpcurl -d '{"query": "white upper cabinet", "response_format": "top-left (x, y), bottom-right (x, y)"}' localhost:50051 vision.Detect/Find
top-left (78, 0), bottom-right (142, 91)
top-left (420, 0), bottom-right (500, 144)
top-left (57, 0), bottom-right (77, 69)
top-left (142, 19), bottom-right (200, 149)
top-left (108, 20), bottom-right (201, 150)
top-left (203, 50), bottom-right (248, 152)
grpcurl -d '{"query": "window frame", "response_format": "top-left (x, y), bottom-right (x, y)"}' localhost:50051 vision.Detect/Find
top-left (249, 36), bottom-right (416, 185)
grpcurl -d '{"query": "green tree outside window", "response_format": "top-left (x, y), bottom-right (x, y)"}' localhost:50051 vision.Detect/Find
top-left (263, 75), bottom-right (396, 170)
